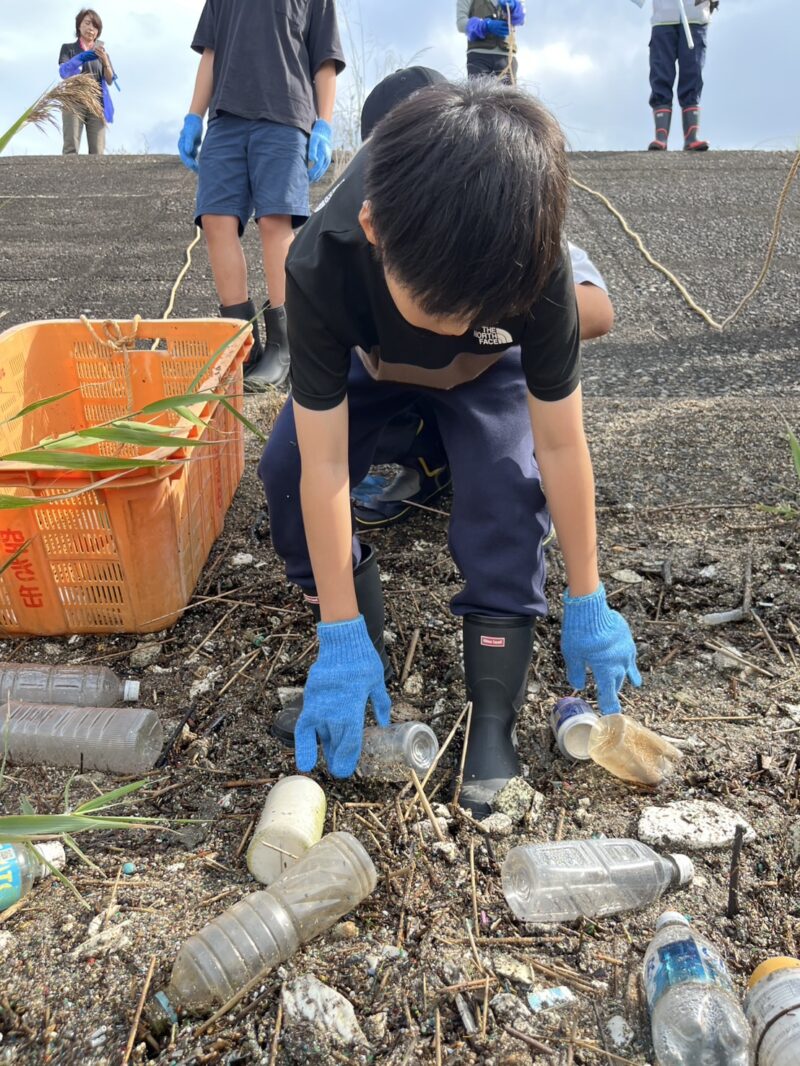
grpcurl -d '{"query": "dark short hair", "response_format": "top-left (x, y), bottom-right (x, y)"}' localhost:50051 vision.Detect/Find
top-left (365, 80), bottom-right (568, 322)
top-left (361, 67), bottom-right (448, 142)
top-left (76, 8), bottom-right (102, 36)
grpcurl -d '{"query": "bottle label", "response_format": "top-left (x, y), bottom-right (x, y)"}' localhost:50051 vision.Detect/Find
top-left (646, 938), bottom-right (734, 1008)
top-left (0, 845), bottom-right (22, 911)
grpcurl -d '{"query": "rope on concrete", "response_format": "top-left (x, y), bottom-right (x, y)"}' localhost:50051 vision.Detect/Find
top-left (569, 146), bottom-right (800, 332)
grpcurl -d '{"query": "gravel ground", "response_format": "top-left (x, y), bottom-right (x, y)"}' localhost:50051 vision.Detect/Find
top-left (0, 151), bottom-right (798, 1066)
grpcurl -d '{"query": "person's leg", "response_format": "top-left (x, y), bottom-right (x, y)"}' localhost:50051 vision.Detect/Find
top-left (679, 24), bottom-right (709, 150)
top-left (247, 121), bottom-right (310, 390)
top-left (466, 52), bottom-right (504, 79)
top-left (427, 350), bottom-right (549, 815)
top-left (202, 216), bottom-right (249, 305)
top-left (62, 111), bottom-right (82, 155)
top-left (85, 114), bottom-right (106, 155)
top-left (648, 25), bottom-right (678, 149)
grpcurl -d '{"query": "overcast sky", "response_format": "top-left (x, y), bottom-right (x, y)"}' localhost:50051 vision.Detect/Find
top-left (2, 0), bottom-right (798, 156)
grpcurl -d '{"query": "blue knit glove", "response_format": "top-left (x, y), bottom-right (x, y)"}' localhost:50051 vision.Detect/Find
top-left (561, 584), bottom-right (642, 715)
top-left (75, 50), bottom-right (99, 63)
top-left (178, 113), bottom-right (203, 173)
top-left (485, 17), bottom-right (511, 37)
top-left (500, 0), bottom-right (526, 26)
top-left (307, 119), bottom-right (333, 182)
top-left (295, 616), bottom-right (392, 778)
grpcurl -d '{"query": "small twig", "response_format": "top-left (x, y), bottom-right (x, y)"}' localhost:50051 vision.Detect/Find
top-left (551, 1035), bottom-right (647, 1065)
top-left (727, 824), bottom-right (746, 919)
top-left (555, 808), bottom-right (566, 842)
top-left (434, 1007), bottom-right (442, 1066)
top-left (217, 648), bottom-right (262, 697)
top-left (480, 976), bottom-right (490, 1039)
top-left (121, 955), bottom-right (157, 1066)
top-left (436, 976), bottom-right (498, 996)
top-left (464, 917), bottom-right (485, 976)
top-left (450, 701), bottom-right (473, 813)
top-left (267, 994), bottom-right (284, 1066)
top-left (400, 627), bottom-right (421, 686)
top-left (402, 701), bottom-right (470, 822)
top-left (504, 1026), bottom-right (555, 1057)
top-left (750, 610), bottom-right (786, 665)
top-left (703, 640), bottom-right (776, 678)
top-left (235, 816), bottom-right (256, 859)
top-left (410, 768), bottom-right (445, 842)
top-left (191, 605), bottom-right (237, 656)
top-left (195, 964), bottom-right (273, 1037)
top-left (469, 838), bottom-right (479, 934)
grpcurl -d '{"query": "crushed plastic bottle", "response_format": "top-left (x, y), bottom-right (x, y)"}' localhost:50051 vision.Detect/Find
top-left (502, 838), bottom-right (693, 923)
top-left (0, 841), bottom-right (66, 912)
top-left (0, 701), bottom-right (163, 773)
top-left (246, 776), bottom-right (327, 885)
top-left (154, 831), bottom-right (376, 1015)
top-left (745, 957), bottom-right (800, 1066)
top-left (357, 722), bottom-right (438, 782)
top-left (0, 662), bottom-right (139, 706)
top-left (588, 714), bottom-right (682, 786)
top-left (644, 912), bottom-right (749, 1065)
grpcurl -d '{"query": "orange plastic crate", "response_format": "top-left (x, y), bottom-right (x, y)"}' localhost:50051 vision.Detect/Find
top-left (0, 318), bottom-right (251, 635)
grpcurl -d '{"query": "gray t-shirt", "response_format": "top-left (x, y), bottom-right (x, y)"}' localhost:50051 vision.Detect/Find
top-left (192, 0), bottom-right (346, 134)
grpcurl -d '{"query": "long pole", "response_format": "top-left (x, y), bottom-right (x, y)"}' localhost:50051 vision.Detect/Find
top-left (677, 0), bottom-right (695, 49)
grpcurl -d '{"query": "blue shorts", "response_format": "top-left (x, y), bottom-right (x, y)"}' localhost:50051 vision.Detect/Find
top-left (195, 112), bottom-right (310, 233)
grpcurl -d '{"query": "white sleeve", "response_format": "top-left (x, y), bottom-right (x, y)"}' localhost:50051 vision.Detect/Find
top-left (568, 241), bottom-right (608, 292)
top-left (457, 0), bottom-right (472, 33)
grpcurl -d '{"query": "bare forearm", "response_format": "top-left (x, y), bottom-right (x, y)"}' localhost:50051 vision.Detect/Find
top-left (314, 60), bottom-right (337, 123)
top-left (537, 441), bottom-right (599, 597)
top-left (189, 49), bottom-right (214, 117)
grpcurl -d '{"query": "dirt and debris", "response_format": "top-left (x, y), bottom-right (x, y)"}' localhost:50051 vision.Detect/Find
top-left (0, 151), bottom-right (798, 1064)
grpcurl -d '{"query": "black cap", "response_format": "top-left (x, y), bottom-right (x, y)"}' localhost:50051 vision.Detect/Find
top-left (360, 66), bottom-right (448, 142)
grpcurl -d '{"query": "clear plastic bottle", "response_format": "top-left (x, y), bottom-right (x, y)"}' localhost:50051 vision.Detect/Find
top-left (745, 957), bottom-right (800, 1066)
top-left (246, 776), bottom-right (327, 886)
top-left (0, 841), bottom-right (66, 912)
top-left (0, 701), bottom-right (163, 773)
top-left (502, 838), bottom-right (693, 923)
top-left (0, 662), bottom-right (139, 706)
top-left (588, 714), bottom-right (682, 786)
top-left (644, 912), bottom-right (750, 1065)
top-left (159, 831), bottom-right (376, 1013)
top-left (358, 723), bottom-right (439, 782)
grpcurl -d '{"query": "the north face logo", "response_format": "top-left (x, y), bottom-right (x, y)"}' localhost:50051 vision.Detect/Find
top-left (480, 635), bottom-right (506, 648)
top-left (473, 326), bottom-right (513, 346)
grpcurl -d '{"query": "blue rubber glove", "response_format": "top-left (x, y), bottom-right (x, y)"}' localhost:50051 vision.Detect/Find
top-left (500, 0), bottom-right (526, 26)
top-left (485, 18), bottom-right (511, 37)
top-left (466, 16), bottom-right (488, 41)
top-left (561, 584), bottom-right (642, 715)
top-left (307, 118), bottom-right (333, 182)
top-left (59, 57), bottom-right (84, 78)
top-left (75, 50), bottom-right (99, 62)
top-left (178, 113), bottom-right (203, 173)
top-left (295, 615), bottom-right (392, 778)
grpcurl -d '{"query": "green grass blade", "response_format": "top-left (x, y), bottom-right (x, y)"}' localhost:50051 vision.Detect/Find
top-left (19, 796), bottom-right (35, 816)
top-left (62, 833), bottom-right (104, 873)
top-left (0, 103), bottom-right (37, 154)
top-left (73, 779), bottom-right (148, 814)
top-left (788, 426), bottom-right (800, 482)
top-left (25, 841), bottom-right (90, 909)
top-left (187, 319), bottom-right (253, 393)
top-left (216, 398), bottom-right (267, 442)
top-left (0, 450), bottom-right (178, 471)
top-left (0, 536), bottom-right (32, 577)
top-left (140, 391), bottom-right (220, 415)
top-left (0, 388), bottom-right (80, 427)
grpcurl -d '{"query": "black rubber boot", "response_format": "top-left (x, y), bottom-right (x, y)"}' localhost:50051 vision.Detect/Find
top-left (220, 299), bottom-right (264, 371)
top-left (271, 543), bottom-right (393, 746)
top-left (648, 107), bottom-right (671, 150)
top-left (243, 303), bottom-right (290, 393)
top-left (682, 106), bottom-right (709, 151)
top-left (457, 614), bottom-right (535, 819)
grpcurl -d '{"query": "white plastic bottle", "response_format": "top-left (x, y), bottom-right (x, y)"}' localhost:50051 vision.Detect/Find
top-left (745, 957), bottom-right (800, 1066)
top-left (157, 831), bottom-right (376, 1014)
top-left (0, 662), bottom-right (139, 706)
top-left (246, 776), bottom-right (327, 885)
top-left (0, 841), bottom-right (66, 912)
top-left (644, 912), bottom-right (749, 1065)
top-left (357, 722), bottom-right (439, 781)
top-left (502, 838), bottom-right (693, 922)
top-left (0, 702), bottom-right (163, 773)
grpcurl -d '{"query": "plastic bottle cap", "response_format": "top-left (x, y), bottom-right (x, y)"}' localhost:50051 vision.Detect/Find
top-left (34, 841), bottom-right (66, 874)
top-left (655, 910), bottom-right (689, 931)
top-left (123, 679), bottom-right (141, 702)
top-left (748, 957), bottom-right (800, 989)
top-left (669, 853), bottom-right (694, 885)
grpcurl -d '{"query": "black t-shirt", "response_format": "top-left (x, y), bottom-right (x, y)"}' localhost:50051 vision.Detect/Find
top-left (59, 40), bottom-right (106, 90)
top-left (286, 147), bottom-right (581, 411)
top-left (192, 0), bottom-right (345, 134)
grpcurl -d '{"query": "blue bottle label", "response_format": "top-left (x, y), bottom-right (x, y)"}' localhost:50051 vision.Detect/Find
top-left (0, 845), bottom-right (22, 911)
top-left (645, 938), bottom-right (734, 1009)
top-left (551, 698), bottom-right (592, 729)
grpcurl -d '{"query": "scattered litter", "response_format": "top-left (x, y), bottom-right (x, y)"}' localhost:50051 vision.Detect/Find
top-left (0, 662), bottom-right (139, 705)
top-left (588, 714), bottom-right (682, 786)
top-left (607, 1014), bottom-right (634, 1048)
top-left (0, 841), bottom-right (66, 913)
top-left (526, 986), bottom-right (576, 1013)
top-left (332, 921), bottom-right (359, 941)
top-left (122, 862), bottom-right (137, 876)
top-left (129, 642), bottom-right (162, 669)
top-left (611, 569), bottom-right (643, 584)
top-left (454, 991), bottom-right (478, 1033)
top-left (88, 1027), bottom-right (108, 1049)
top-left (230, 552), bottom-right (254, 567)
top-left (282, 974), bottom-right (368, 1048)
top-left (789, 822), bottom-right (800, 867)
top-left (87, 905), bottom-right (120, 936)
top-left (550, 697), bottom-right (599, 760)
top-left (745, 956), bottom-right (800, 1066)
top-left (638, 800), bottom-right (756, 850)
top-left (491, 777), bottom-right (537, 824)
top-left (490, 992), bottom-right (539, 1036)
top-left (247, 776), bottom-right (326, 885)
top-left (0, 931), bottom-right (16, 953)
top-left (703, 610), bottom-right (748, 629)
top-left (402, 672), bottom-right (423, 696)
top-left (660, 734), bottom-right (706, 753)
top-left (189, 667), bottom-right (222, 700)
top-left (71, 921), bottom-right (132, 960)
top-left (711, 642), bottom-right (747, 670)
top-left (431, 841), bottom-right (459, 864)
top-left (698, 564), bottom-right (718, 579)
top-left (414, 817), bottom-right (451, 841)
top-left (494, 954), bottom-right (535, 985)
